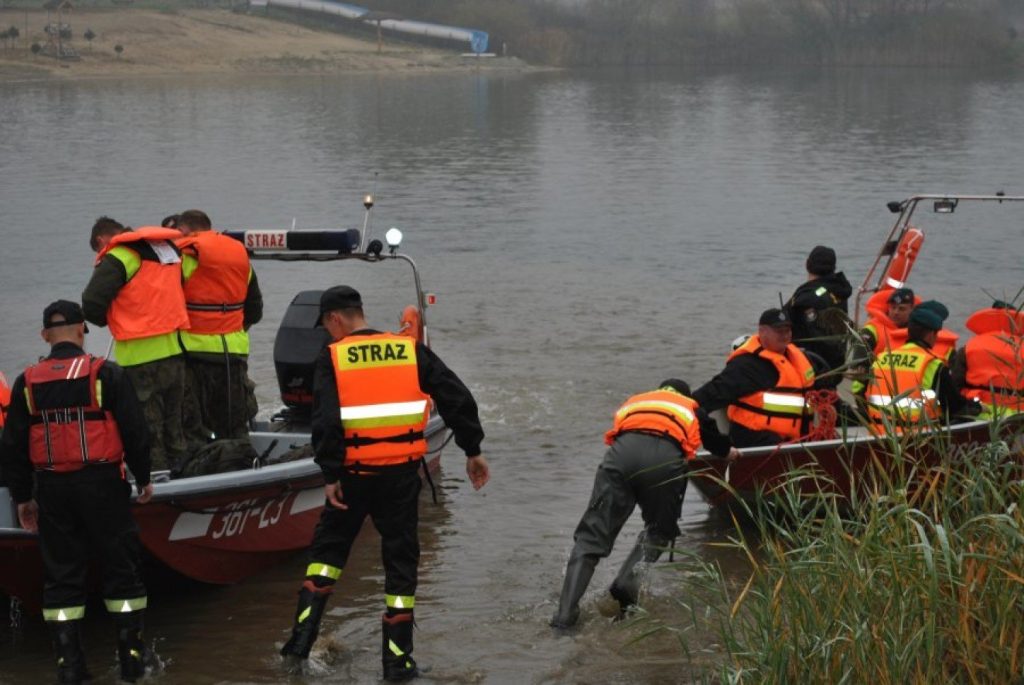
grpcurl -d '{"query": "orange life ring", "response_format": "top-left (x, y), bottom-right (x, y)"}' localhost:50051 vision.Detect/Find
top-left (883, 226), bottom-right (924, 289)
top-left (396, 305), bottom-right (423, 343)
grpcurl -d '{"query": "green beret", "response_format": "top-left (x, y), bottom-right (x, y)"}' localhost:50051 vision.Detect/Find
top-left (916, 300), bottom-right (949, 320)
top-left (909, 305), bottom-right (945, 331)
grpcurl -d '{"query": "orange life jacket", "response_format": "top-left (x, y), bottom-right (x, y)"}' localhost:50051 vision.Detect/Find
top-left (604, 389), bottom-right (702, 459)
top-left (331, 332), bottom-right (430, 468)
top-left (0, 371), bottom-right (10, 429)
top-left (865, 341), bottom-right (944, 429)
top-left (177, 231), bottom-right (250, 335)
top-left (23, 355), bottom-right (124, 472)
top-left (960, 306), bottom-right (1024, 414)
top-left (862, 289), bottom-right (957, 361)
top-left (726, 335), bottom-right (815, 440)
top-left (97, 227), bottom-right (190, 342)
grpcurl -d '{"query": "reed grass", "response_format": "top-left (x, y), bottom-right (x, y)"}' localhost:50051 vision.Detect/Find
top-left (643, 425), bottom-right (1024, 683)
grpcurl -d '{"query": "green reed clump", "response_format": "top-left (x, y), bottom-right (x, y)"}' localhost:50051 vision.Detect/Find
top-left (659, 430), bottom-right (1024, 684)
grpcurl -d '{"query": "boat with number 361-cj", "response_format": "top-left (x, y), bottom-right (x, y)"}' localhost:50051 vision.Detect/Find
top-left (0, 196), bottom-right (451, 609)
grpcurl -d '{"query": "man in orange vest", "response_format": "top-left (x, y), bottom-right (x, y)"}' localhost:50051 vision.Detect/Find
top-left (0, 370), bottom-right (10, 431)
top-left (0, 300), bottom-right (154, 684)
top-left (859, 301), bottom-right (965, 432)
top-left (82, 217), bottom-right (190, 473)
top-left (952, 300), bottom-right (1024, 420)
top-left (280, 286), bottom-right (489, 681)
top-left (693, 308), bottom-right (817, 447)
top-left (175, 210), bottom-right (263, 446)
top-left (550, 380), bottom-right (738, 631)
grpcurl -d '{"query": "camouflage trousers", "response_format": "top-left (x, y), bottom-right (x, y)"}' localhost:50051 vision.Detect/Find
top-left (182, 356), bottom-right (257, 449)
top-left (123, 355), bottom-right (187, 473)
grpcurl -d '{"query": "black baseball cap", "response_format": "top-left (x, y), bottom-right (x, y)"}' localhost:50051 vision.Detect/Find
top-left (318, 285), bottom-right (363, 324)
top-left (758, 308), bottom-right (791, 328)
top-left (43, 300), bottom-right (89, 333)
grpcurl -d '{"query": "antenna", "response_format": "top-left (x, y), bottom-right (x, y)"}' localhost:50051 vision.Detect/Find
top-left (360, 172), bottom-right (379, 252)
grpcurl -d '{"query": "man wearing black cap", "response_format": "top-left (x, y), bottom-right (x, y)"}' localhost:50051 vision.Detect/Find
top-left (693, 308), bottom-right (818, 448)
top-left (785, 245), bottom-right (853, 383)
top-left (0, 300), bottom-right (154, 684)
top-left (550, 379), bottom-right (738, 631)
top-left (859, 301), bottom-right (966, 430)
top-left (280, 285), bottom-right (488, 681)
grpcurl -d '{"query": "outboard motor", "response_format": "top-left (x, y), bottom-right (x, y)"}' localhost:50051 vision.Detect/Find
top-left (274, 290), bottom-right (332, 418)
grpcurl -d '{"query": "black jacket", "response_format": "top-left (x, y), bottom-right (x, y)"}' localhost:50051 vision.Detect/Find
top-left (787, 271), bottom-right (854, 371)
top-left (311, 329), bottom-right (484, 484)
top-left (0, 342), bottom-right (152, 503)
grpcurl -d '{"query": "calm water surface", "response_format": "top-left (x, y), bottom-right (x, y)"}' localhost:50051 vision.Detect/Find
top-left (1, 66), bottom-right (1022, 683)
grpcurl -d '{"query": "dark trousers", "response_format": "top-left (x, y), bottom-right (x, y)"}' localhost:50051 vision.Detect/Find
top-left (125, 356), bottom-right (186, 472)
top-left (36, 466), bottom-right (146, 613)
top-left (183, 356), bottom-right (255, 448)
top-left (569, 432), bottom-right (687, 565)
top-left (309, 468), bottom-right (422, 600)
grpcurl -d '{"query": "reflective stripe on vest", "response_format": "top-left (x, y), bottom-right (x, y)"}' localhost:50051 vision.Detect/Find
top-left (866, 342), bottom-right (943, 427)
top-left (23, 355), bottom-right (124, 472)
top-left (603, 389), bottom-right (702, 458)
top-left (177, 232), bottom-right (250, 337)
top-left (331, 333), bottom-right (430, 467)
top-left (725, 335), bottom-right (815, 440)
top-left (97, 227), bottom-right (189, 353)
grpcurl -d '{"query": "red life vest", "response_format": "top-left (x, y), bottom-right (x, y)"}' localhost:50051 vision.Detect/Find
top-left (865, 342), bottom-right (944, 430)
top-left (96, 227), bottom-right (190, 341)
top-left (726, 335), bottom-right (815, 441)
top-left (177, 231), bottom-right (250, 335)
top-left (0, 371), bottom-right (10, 429)
top-left (604, 389), bottom-right (702, 459)
top-left (23, 355), bottom-right (124, 472)
top-left (330, 333), bottom-right (430, 468)
top-left (960, 306), bottom-right (1024, 415)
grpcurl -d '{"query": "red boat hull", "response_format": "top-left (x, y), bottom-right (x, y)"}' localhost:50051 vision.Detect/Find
top-left (689, 419), bottom-right (1023, 508)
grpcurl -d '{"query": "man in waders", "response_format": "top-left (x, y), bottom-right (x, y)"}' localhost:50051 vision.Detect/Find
top-left (550, 380), bottom-right (738, 630)
top-left (175, 209), bottom-right (263, 448)
top-left (0, 300), bottom-right (154, 683)
top-left (280, 286), bottom-right (489, 681)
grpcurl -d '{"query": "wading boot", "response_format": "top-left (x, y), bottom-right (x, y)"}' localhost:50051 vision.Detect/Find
top-left (49, 620), bottom-right (91, 685)
top-left (549, 555), bottom-right (597, 631)
top-left (280, 582), bottom-right (332, 671)
top-left (381, 612), bottom-right (419, 682)
top-left (114, 610), bottom-right (146, 683)
top-left (608, 531), bottom-right (668, 617)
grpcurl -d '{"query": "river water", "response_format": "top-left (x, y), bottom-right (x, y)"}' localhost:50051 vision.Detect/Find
top-left (1, 66), bottom-right (1023, 683)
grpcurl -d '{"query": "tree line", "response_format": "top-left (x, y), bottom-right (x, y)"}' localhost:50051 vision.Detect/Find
top-left (366, 0), bottom-right (1020, 66)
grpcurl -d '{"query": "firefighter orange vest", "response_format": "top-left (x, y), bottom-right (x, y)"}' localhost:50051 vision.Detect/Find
top-left (960, 307), bottom-right (1024, 417)
top-left (177, 231), bottom-right (250, 335)
top-left (96, 227), bottom-right (190, 342)
top-left (865, 341), bottom-right (944, 429)
top-left (604, 389), bottom-right (702, 459)
top-left (726, 335), bottom-right (815, 441)
top-left (0, 371), bottom-right (10, 429)
top-left (23, 355), bottom-right (124, 472)
top-left (331, 333), bottom-right (430, 467)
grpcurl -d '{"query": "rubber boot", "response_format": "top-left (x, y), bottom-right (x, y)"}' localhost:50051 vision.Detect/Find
top-left (549, 554), bottom-right (597, 630)
top-left (280, 582), bottom-right (332, 666)
top-left (381, 612), bottom-right (419, 682)
top-left (49, 620), bottom-right (91, 685)
top-left (114, 610), bottom-right (146, 683)
top-left (608, 531), bottom-right (667, 615)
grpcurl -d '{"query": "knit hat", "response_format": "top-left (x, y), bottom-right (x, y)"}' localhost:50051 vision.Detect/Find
top-left (806, 246), bottom-right (837, 276)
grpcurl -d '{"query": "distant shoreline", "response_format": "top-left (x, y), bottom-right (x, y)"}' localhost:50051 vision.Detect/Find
top-left (0, 8), bottom-right (532, 81)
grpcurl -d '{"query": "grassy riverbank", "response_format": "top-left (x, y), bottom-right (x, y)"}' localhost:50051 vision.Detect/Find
top-left (640, 425), bottom-right (1024, 682)
top-left (0, 6), bottom-right (527, 80)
